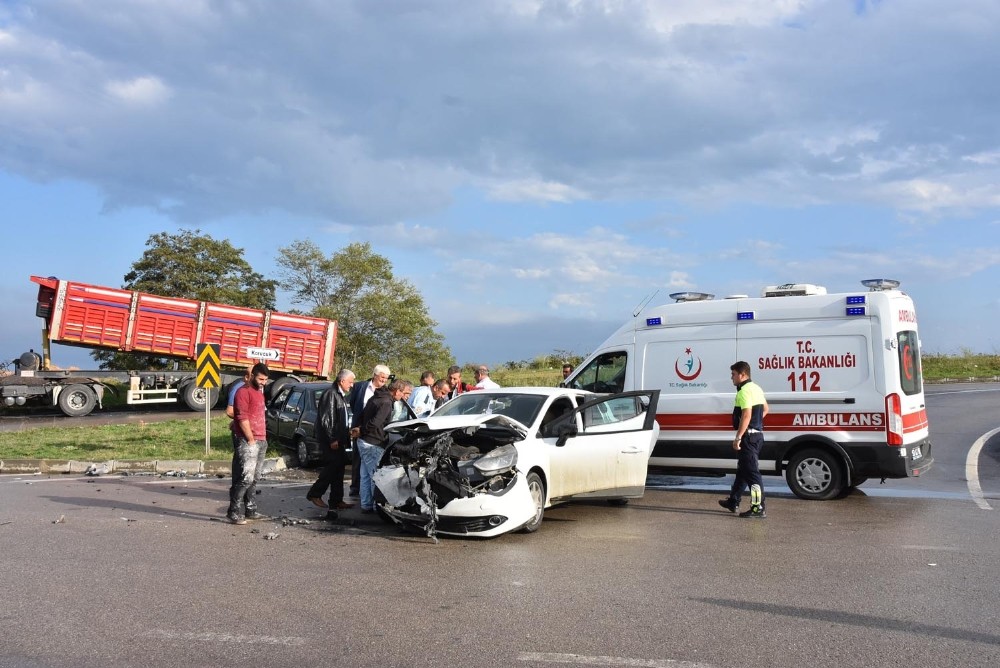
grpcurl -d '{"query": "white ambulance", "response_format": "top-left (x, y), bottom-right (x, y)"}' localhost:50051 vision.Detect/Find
top-left (564, 279), bottom-right (933, 500)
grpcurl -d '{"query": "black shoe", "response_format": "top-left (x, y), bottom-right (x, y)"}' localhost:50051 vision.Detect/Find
top-left (323, 511), bottom-right (339, 521)
top-left (739, 506), bottom-right (766, 519)
top-left (718, 498), bottom-right (739, 514)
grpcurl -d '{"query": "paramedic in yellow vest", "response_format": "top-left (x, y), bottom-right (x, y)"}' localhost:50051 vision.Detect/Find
top-left (719, 361), bottom-right (769, 518)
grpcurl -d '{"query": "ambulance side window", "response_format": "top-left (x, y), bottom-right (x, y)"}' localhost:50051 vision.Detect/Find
top-left (897, 330), bottom-right (922, 396)
top-left (571, 352), bottom-right (627, 394)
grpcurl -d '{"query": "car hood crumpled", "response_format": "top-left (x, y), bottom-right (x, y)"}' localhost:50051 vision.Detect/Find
top-left (387, 412), bottom-right (529, 439)
top-left (376, 413), bottom-right (529, 540)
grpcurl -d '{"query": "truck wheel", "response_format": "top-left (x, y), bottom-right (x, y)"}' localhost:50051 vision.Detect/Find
top-left (57, 384), bottom-right (97, 417)
top-left (181, 382), bottom-right (220, 412)
top-left (265, 376), bottom-right (296, 402)
top-left (786, 448), bottom-right (845, 500)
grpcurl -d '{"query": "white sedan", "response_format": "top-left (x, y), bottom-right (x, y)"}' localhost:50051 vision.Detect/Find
top-left (372, 387), bottom-right (660, 538)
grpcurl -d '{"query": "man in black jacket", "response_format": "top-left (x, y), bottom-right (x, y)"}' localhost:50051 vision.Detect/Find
top-left (356, 379), bottom-right (412, 513)
top-left (347, 364), bottom-right (391, 496)
top-left (307, 369), bottom-right (357, 519)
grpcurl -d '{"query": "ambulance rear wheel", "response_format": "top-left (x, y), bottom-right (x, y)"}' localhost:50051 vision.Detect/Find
top-left (786, 448), bottom-right (845, 500)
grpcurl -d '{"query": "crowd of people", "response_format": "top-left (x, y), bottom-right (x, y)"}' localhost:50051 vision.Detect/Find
top-left (227, 362), bottom-right (527, 524)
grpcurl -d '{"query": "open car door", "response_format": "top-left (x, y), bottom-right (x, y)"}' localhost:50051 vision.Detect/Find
top-left (544, 390), bottom-right (660, 500)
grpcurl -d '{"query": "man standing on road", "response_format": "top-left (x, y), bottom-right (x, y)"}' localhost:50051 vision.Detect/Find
top-left (348, 364), bottom-right (391, 496)
top-left (719, 361), bottom-right (769, 518)
top-left (445, 365), bottom-right (472, 400)
top-left (227, 363), bottom-right (270, 525)
top-left (307, 369), bottom-right (357, 519)
top-left (472, 365), bottom-right (500, 390)
top-left (408, 371), bottom-right (436, 417)
top-left (431, 379), bottom-right (452, 412)
top-left (356, 379), bottom-right (411, 513)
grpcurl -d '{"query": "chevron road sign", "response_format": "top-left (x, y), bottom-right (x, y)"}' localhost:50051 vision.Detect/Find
top-left (196, 343), bottom-right (221, 389)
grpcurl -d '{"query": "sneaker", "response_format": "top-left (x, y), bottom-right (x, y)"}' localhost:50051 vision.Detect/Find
top-left (227, 514), bottom-right (247, 525)
top-left (738, 506), bottom-right (766, 519)
top-left (718, 498), bottom-right (739, 514)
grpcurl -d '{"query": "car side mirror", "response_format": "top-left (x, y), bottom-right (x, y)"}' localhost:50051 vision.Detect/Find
top-left (554, 423), bottom-right (578, 447)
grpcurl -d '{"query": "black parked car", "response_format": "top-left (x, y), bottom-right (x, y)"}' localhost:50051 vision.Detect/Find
top-left (265, 381), bottom-right (417, 467)
top-left (265, 381), bottom-right (331, 467)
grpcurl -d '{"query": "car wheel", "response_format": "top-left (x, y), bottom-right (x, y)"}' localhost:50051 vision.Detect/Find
top-left (520, 472), bottom-right (545, 533)
top-left (607, 498), bottom-right (629, 506)
top-left (295, 439), bottom-right (310, 468)
top-left (786, 448), bottom-right (845, 500)
top-left (57, 384), bottom-right (97, 417)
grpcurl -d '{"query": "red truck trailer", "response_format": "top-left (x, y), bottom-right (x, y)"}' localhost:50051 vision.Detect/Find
top-left (0, 276), bottom-right (337, 417)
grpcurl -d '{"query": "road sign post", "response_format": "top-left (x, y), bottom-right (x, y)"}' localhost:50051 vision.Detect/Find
top-left (196, 343), bottom-right (221, 456)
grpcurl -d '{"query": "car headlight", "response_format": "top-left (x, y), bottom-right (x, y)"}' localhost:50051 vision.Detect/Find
top-left (472, 444), bottom-right (518, 475)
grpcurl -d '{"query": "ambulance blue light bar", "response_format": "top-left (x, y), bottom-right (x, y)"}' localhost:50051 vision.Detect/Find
top-left (737, 311), bottom-right (755, 320)
top-left (845, 295), bottom-right (866, 305)
top-left (845, 307), bottom-right (867, 316)
top-left (646, 317), bottom-right (662, 326)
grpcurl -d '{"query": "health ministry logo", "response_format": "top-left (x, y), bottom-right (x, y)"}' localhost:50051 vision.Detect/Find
top-left (674, 347), bottom-right (703, 381)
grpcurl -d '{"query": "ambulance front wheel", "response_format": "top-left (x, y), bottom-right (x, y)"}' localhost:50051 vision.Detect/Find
top-left (786, 448), bottom-right (845, 500)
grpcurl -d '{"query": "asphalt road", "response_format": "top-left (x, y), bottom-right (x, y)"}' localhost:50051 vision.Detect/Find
top-left (0, 384), bottom-right (998, 668)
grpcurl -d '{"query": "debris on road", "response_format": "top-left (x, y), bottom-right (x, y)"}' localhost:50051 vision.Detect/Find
top-left (52, 515), bottom-right (65, 524)
top-left (263, 532), bottom-right (279, 540)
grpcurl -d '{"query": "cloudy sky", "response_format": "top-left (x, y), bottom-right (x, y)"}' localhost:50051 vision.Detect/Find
top-left (2, 0), bottom-right (999, 372)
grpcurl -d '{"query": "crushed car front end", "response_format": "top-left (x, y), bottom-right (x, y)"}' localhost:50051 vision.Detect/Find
top-left (373, 415), bottom-right (537, 538)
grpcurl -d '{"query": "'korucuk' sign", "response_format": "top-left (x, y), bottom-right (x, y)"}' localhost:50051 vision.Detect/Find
top-left (246, 347), bottom-right (281, 361)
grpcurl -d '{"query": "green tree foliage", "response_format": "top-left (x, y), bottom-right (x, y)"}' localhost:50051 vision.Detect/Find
top-left (276, 240), bottom-right (451, 375)
top-left (92, 229), bottom-right (277, 370)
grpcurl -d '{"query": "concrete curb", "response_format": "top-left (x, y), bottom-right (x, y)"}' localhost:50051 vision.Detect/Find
top-left (0, 457), bottom-right (289, 476)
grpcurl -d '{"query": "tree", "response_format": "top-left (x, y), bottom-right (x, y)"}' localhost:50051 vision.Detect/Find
top-left (276, 240), bottom-right (451, 375)
top-left (93, 229), bottom-right (277, 370)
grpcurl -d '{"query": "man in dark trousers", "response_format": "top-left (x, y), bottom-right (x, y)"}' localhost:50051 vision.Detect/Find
top-left (307, 369), bottom-right (357, 519)
top-left (227, 363), bottom-right (270, 525)
top-left (719, 360), bottom-right (769, 518)
top-left (347, 364), bottom-right (391, 496)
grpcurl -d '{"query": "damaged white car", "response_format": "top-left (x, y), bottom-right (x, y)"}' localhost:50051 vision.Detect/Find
top-left (372, 388), bottom-right (660, 538)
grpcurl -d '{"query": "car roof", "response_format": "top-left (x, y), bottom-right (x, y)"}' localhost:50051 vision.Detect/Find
top-left (283, 381), bottom-right (332, 390)
top-left (458, 386), bottom-right (593, 398)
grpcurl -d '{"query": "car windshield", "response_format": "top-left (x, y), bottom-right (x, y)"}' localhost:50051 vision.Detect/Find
top-left (434, 392), bottom-right (546, 427)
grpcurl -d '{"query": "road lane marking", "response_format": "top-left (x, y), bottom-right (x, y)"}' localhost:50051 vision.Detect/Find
top-left (518, 653), bottom-right (715, 668)
top-left (899, 545), bottom-right (962, 551)
top-left (927, 388), bottom-right (1000, 395)
top-left (144, 629), bottom-right (305, 646)
top-left (965, 427), bottom-right (999, 511)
